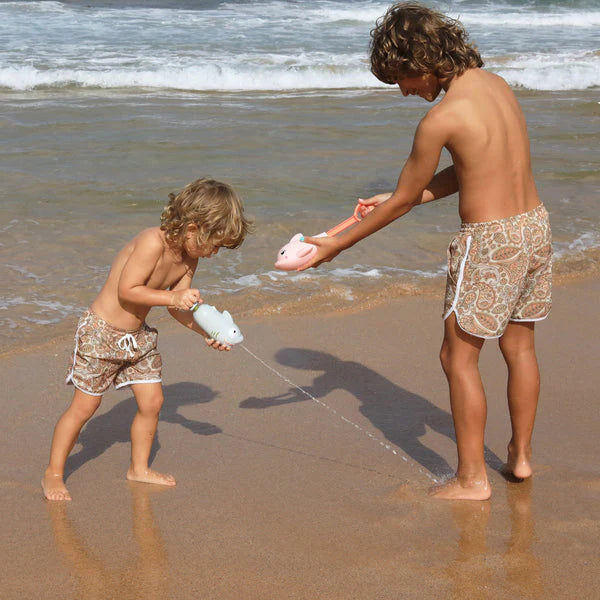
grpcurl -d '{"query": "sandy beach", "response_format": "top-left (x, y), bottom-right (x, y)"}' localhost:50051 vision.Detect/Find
top-left (2, 275), bottom-right (598, 599)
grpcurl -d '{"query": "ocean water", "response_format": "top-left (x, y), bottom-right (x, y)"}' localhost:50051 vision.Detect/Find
top-left (1, 0), bottom-right (599, 353)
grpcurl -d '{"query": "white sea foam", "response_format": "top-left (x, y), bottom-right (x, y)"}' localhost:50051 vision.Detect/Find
top-left (2, 1), bottom-right (598, 93)
top-left (3, 54), bottom-right (598, 92)
top-left (460, 11), bottom-right (600, 29)
top-left (490, 51), bottom-right (600, 91)
top-left (0, 64), bottom-right (379, 92)
top-left (553, 233), bottom-right (600, 260)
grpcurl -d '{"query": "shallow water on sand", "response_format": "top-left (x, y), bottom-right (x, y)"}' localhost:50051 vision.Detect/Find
top-left (1, 88), bottom-right (599, 353)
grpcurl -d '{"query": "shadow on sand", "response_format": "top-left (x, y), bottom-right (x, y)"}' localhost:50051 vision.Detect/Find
top-left (64, 382), bottom-right (221, 481)
top-left (240, 348), bottom-right (504, 480)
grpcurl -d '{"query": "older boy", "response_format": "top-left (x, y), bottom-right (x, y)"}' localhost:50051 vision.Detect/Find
top-left (301, 2), bottom-right (552, 500)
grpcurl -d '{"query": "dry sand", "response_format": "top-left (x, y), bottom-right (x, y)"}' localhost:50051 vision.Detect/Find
top-left (1, 277), bottom-right (599, 599)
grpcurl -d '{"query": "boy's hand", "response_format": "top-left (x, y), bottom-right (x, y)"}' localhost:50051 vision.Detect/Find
top-left (171, 288), bottom-right (201, 310)
top-left (296, 235), bottom-right (344, 271)
top-left (358, 193), bottom-right (392, 217)
top-left (205, 338), bottom-right (231, 352)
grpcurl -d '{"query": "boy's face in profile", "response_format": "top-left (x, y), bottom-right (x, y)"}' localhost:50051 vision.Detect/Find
top-left (396, 72), bottom-right (444, 102)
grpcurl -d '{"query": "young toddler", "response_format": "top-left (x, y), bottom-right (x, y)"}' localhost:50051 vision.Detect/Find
top-left (42, 177), bottom-right (251, 501)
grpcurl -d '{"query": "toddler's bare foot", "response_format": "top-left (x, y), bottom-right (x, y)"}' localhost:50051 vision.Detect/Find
top-left (42, 473), bottom-right (72, 501)
top-left (504, 444), bottom-right (532, 479)
top-left (429, 475), bottom-right (491, 501)
top-left (126, 467), bottom-right (176, 487)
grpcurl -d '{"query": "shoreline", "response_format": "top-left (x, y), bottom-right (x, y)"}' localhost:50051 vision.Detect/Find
top-left (2, 265), bottom-right (598, 359)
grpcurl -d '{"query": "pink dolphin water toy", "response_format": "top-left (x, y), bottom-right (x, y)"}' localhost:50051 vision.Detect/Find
top-left (274, 203), bottom-right (373, 270)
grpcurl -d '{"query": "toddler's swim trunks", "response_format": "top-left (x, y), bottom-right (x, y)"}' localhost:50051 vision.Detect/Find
top-left (65, 310), bottom-right (162, 395)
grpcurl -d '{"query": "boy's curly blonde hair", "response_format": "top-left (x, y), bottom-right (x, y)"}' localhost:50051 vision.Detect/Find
top-left (370, 2), bottom-right (483, 84)
top-left (160, 178), bottom-right (251, 250)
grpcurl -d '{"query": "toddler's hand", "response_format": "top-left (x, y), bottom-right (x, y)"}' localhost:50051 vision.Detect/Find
top-left (205, 337), bottom-right (231, 352)
top-left (172, 288), bottom-right (201, 310)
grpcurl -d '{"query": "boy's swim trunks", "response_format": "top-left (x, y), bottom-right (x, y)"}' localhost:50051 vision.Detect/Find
top-left (65, 310), bottom-right (162, 396)
top-left (443, 204), bottom-right (552, 339)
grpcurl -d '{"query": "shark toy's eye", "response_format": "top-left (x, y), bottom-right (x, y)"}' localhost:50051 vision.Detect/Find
top-left (279, 249), bottom-right (286, 255)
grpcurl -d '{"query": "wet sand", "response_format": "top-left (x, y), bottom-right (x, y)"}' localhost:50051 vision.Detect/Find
top-left (1, 277), bottom-right (599, 599)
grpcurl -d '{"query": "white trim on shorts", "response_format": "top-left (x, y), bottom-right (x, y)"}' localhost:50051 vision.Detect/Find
top-left (115, 378), bottom-right (162, 389)
top-left (510, 313), bottom-right (551, 323)
top-left (443, 235), bottom-right (472, 321)
top-left (67, 378), bottom-right (105, 397)
top-left (442, 235), bottom-right (506, 340)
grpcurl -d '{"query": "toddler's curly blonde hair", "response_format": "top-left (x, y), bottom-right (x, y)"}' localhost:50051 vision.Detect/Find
top-left (370, 2), bottom-right (483, 84)
top-left (160, 178), bottom-right (251, 250)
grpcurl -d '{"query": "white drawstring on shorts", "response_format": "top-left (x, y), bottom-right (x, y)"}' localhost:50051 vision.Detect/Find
top-left (117, 333), bottom-right (138, 358)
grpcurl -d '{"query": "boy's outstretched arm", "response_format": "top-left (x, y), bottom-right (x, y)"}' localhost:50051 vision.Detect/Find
top-left (299, 111), bottom-right (450, 270)
top-left (357, 165), bottom-right (458, 216)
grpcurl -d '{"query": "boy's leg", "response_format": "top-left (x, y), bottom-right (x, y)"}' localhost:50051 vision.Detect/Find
top-left (498, 321), bottom-right (538, 479)
top-left (127, 382), bottom-right (176, 486)
top-left (43, 389), bottom-right (103, 501)
top-left (432, 312), bottom-right (490, 500)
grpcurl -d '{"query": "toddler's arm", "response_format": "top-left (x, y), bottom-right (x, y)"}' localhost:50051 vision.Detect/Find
top-left (167, 272), bottom-right (231, 352)
top-left (118, 230), bottom-right (200, 310)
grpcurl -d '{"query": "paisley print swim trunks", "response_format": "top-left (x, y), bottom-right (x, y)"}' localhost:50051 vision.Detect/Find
top-left (443, 204), bottom-right (552, 339)
top-left (65, 310), bottom-right (162, 395)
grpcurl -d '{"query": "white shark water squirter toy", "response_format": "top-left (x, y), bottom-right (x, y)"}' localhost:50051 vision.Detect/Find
top-left (190, 303), bottom-right (244, 346)
top-left (274, 203), bottom-right (373, 270)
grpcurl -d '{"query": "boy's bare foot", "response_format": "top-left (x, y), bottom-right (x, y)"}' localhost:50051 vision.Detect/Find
top-left (429, 476), bottom-right (491, 501)
top-left (42, 473), bottom-right (72, 501)
top-left (126, 468), bottom-right (176, 487)
top-left (504, 444), bottom-right (533, 479)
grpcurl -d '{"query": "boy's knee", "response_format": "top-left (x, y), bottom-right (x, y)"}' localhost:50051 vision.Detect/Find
top-left (439, 342), bottom-right (452, 375)
top-left (499, 335), bottom-right (534, 361)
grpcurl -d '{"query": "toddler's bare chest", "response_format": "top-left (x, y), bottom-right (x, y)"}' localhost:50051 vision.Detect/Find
top-left (148, 259), bottom-right (190, 290)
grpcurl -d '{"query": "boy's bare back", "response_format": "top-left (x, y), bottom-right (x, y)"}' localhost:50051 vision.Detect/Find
top-left (431, 68), bottom-right (541, 222)
top-left (91, 227), bottom-right (198, 331)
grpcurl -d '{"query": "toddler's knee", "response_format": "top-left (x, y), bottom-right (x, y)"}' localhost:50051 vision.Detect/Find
top-left (72, 397), bottom-right (101, 421)
top-left (138, 392), bottom-right (164, 417)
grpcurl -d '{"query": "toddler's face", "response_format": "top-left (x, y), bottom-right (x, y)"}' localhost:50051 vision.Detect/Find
top-left (183, 226), bottom-right (220, 259)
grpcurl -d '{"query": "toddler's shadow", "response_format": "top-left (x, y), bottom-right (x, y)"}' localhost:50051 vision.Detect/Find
top-left (64, 382), bottom-right (221, 481)
top-left (241, 348), bottom-right (503, 479)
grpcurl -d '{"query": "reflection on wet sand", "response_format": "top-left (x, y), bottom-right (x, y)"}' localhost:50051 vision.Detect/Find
top-left (445, 501), bottom-right (492, 599)
top-left (503, 479), bottom-right (544, 597)
top-left (45, 483), bottom-right (169, 599)
top-left (446, 479), bottom-right (544, 599)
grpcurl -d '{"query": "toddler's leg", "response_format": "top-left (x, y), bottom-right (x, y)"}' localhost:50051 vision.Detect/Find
top-left (432, 313), bottom-right (491, 500)
top-left (42, 389), bottom-right (102, 501)
top-left (499, 321), bottom-right (538, 479)
top-left (127, 383), bottom-right (176, 487)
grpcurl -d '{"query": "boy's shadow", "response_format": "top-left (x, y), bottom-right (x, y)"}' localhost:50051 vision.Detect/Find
top-left (64, 382), bottom-right (221, 481)
top-left (240, 348), bottom-right (503, 479)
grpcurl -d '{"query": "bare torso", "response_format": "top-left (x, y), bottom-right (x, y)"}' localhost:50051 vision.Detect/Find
top-left (439, 69), bottom-right (540, 222)
top-left (90, 227), bottom-right (196, 330)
